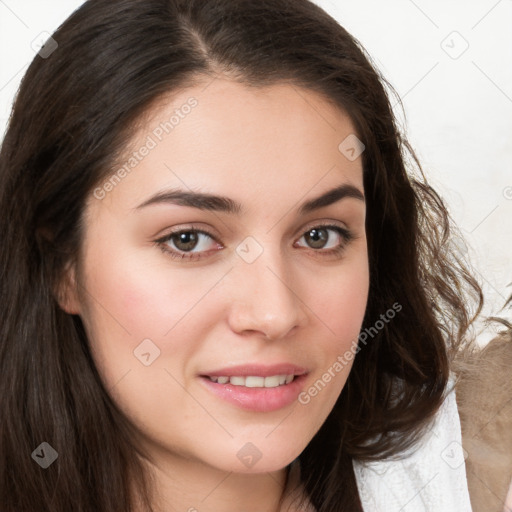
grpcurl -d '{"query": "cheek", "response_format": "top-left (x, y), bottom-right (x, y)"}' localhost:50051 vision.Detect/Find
top-left (78, 249), bottom-right (212, 426)
top-left (314, 259), bottom-right (369, 346)
top-left (300, 256), bottom-right (368, 406)
top-left (83, 241), bottom-right (211, 337)
top-left (298, 265), bottom-right (368, 410)
top-left (79, 244), bottom-right (224, 381)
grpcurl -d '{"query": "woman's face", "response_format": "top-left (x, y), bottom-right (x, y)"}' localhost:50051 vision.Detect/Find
top-left (64, 78), bottom-right (369, 476)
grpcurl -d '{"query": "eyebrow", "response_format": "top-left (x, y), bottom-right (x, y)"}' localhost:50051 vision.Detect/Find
top-left (134, 183), bottom-right (364, 215)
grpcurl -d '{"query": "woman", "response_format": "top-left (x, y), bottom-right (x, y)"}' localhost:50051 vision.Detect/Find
top-left (0, 0), bottom-right (483, 510)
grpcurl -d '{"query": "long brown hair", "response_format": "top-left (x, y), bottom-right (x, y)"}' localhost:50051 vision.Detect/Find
top-left (0, 0), bottom-right (483, 510)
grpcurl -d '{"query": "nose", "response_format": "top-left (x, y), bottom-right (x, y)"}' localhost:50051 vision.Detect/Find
top-left (226, 243), bottom-right (309, 340)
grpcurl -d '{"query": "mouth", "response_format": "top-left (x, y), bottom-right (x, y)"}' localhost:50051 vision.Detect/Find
top-left (204, 374), bottom-right (297, 387)
top-left (198, 366), bottom-right (309, 412)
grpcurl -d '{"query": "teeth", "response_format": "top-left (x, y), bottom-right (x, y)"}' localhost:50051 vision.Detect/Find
top-left (245, 376), bottom-right (264, 387)
top-left (207, 374), bottom-right (296, 387)
top-left (264, 376), bottom-right (280, 387)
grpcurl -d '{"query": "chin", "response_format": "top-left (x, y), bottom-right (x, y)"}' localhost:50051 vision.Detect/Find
top-left (203, 440), bottom-right (304, 475)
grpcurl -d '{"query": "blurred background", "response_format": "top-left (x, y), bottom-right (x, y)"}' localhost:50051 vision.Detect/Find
top-left (1, 0), bottom-right (510, 345)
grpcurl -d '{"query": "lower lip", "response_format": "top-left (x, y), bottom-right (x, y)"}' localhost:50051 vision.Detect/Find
top-left (199, 374), bottom-right (308, 412)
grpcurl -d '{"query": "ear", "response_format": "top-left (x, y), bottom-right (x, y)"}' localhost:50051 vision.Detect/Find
top-left (55, 261), bottom-right (81, 315)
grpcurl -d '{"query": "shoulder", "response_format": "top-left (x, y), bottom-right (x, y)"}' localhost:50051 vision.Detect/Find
top-left (456, 328), bottom-right (512, 512)
top-left (353, 384), bottom-right (472, 511)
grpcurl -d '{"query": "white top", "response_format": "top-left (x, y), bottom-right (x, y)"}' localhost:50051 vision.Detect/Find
top-left (283, 383), bottom-right (472, 511)
top-left (353, 384), bottom-right (473, 512)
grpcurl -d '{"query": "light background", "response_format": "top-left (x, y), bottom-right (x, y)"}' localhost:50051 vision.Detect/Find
top-left (1, 0), bottom-right (511, 344)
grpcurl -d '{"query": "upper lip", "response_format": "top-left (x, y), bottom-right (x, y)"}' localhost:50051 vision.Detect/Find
top-left (200, 363), bottom-right (309, 378)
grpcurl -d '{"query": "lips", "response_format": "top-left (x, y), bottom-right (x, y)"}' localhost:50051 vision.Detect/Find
top-left (198, 363), bottom-right (309, 412)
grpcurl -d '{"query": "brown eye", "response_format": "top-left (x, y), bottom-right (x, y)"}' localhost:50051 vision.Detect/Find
top-left (155, 228), bottom-right (222, 261)
top-left (296, 224), bottom-right (353, 254)
top-left (155, 223), bottom-right (354, 262)
top-left (304, 227), bottom-right (330, 249)
top-left (171, 231), bottom-right (200, 252)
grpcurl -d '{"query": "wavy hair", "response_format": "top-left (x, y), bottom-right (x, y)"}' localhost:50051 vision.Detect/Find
top-left (0, 0), bottom-right (483, 510)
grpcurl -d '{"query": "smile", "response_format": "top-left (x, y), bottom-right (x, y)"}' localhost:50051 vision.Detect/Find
top-left (206, 375), bottom-right (295, 387)
top-left (200, 373), bottom-right (308, 412)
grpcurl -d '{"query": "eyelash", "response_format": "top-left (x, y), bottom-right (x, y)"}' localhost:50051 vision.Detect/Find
top-left (154, 223), bottom-right (354, 262)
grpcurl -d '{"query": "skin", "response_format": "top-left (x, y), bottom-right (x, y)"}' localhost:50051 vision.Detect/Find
top-left (59, 78), bottom-right (369, 512)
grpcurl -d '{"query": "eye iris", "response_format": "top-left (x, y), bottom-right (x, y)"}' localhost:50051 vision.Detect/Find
top-left (173, 231), bottom-right (199, 251)
top-left (306, 228), bottom-right (328, 249)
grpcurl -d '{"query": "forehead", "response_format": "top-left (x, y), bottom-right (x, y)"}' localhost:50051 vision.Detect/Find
top-left (88, 78), bottom-right (364, 216)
